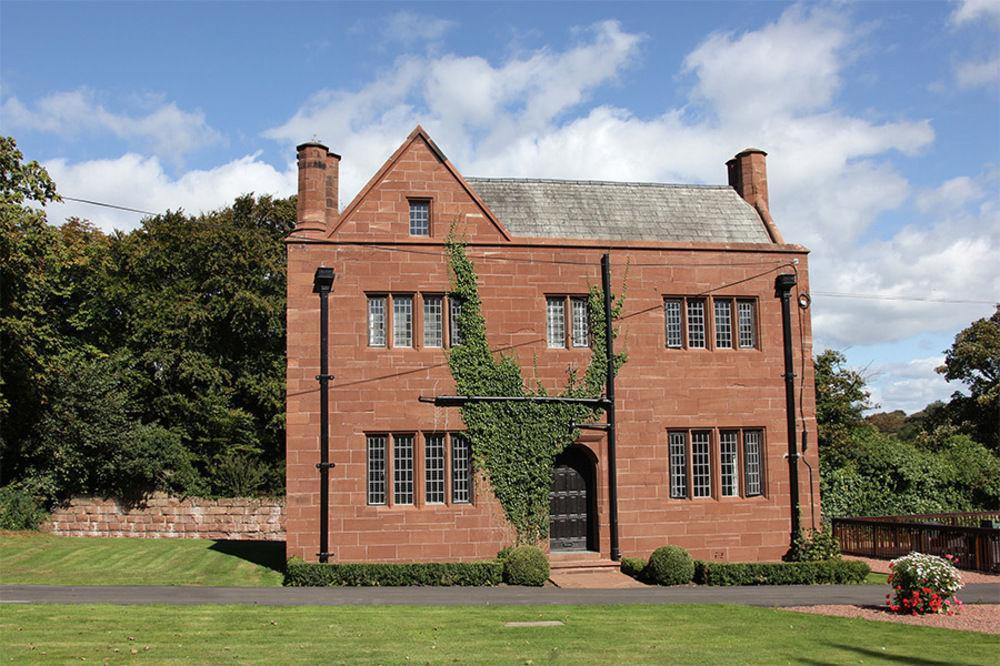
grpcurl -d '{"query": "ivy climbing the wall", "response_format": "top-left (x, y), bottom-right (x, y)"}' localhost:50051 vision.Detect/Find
top-left (446, 239), bottom-right (626, 544)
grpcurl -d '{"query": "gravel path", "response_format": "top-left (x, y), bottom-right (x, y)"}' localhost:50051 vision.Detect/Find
top-left (785, 603), bottom-right (1000, 634)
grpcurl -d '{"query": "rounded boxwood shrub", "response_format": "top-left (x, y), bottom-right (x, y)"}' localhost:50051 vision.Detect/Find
top-left (502, 545), bottom-right (550, 586)
top-left (647, 545), bottom-right (695, 585)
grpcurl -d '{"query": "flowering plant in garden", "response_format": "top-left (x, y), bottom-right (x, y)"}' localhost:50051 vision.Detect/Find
top-left (886, 552), bottom-right (964, 615)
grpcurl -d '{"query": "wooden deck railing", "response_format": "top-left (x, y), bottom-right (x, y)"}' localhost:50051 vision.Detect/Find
top-left (832, 513), bottom-right (1000, 574)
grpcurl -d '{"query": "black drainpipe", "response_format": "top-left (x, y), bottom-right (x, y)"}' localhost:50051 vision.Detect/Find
top-left (313, 267), bottom-right (335, 563)
top-left (775, 273), bottom-right (801, 543)
top-left (601, 253), bottom-right (621, 562)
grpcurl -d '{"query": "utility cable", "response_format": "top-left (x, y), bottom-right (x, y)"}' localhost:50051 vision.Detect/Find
top-left (59, 196), bottom-right (158, 217)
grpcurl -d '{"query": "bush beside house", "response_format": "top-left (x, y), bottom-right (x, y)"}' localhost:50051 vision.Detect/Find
top-left (284, 558), bottom-right (503, 587)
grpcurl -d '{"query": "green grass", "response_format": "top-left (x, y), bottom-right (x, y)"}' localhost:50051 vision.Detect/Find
top-left (865, 571), bottom-right (889, 585)
top-left (1, 604), bottom-right (996, 665)
top-left (0, 531), bottom-right (284, 587)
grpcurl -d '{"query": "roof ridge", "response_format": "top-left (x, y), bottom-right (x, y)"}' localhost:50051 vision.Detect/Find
top-left (465, 176), bottom-right (732, 190)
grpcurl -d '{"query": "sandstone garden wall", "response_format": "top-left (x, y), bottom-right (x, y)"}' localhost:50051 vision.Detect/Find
top-left (42, 493), bottom-right (285, 540)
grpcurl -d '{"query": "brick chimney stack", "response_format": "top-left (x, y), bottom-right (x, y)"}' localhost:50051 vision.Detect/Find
top-left (727, 148), bottom-right (783, 244)
top-left (294, 142), bottom-right (340, 237)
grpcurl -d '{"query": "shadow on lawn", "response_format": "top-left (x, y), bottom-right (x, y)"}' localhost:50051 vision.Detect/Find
top-left (209, 540), bottom-right (286, 573)
top-left (810, 644), bottom-right (982, 666)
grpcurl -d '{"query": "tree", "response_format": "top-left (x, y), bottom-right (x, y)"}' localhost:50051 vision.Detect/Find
top-left (105, 194), bottom-right (295, 495)
top-left (937, 307), bottom-right (1000, 451)
top-left (2, 134), bottom-right (296, 501)
top-left (814, 349), bottom-right (874, 467)
top-left (866, 409), bottom-right (907, 436)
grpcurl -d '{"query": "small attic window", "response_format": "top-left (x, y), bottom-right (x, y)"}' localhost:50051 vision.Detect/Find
top-left (409, 200), bottom-right (430, 236)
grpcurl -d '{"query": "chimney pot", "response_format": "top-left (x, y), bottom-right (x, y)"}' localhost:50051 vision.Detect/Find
top-left (727, 147), bottom-right (783, 243)
top-left (294, 142), bottom-right (340, 237)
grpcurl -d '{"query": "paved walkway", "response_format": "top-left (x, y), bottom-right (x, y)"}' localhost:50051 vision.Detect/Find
top-left (2, 583), bottom-right (998, 607)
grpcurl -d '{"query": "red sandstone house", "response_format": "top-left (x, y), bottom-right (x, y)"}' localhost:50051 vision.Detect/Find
top-left (285, 126), bottom-right (819, 565)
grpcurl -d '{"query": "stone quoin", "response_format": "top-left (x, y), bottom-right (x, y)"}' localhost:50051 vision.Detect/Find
top-left (285, 126), bottom-right (819, 564)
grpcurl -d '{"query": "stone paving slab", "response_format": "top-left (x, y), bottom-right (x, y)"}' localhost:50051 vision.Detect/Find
top-left (548, 570), bottom-right (647, 589)
top-left (2, 583), bottom-right (998, 607)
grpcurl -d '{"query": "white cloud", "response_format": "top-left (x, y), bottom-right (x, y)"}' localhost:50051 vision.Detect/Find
top-left (0, 89), bottom-right (221, 162)
top-left (264, 20), bottom-right (643, 203)
top-left (381, 11), bottom-right (456, 45)
top-left (950, 0), bottom-right (1000, 27)
top-left (868, 356), bottom-right (953, 414)
top-left (955, 57), bottom-right (1000, 89)
top-left (916, 175), bottom-right (984, 212)
top-left (269, 7), bottom-right (982, 361)
top-left (41, 153), bottom-right (296, 232)
top-left (33, 8), bottom-right (997, 409)
top-left (683, 6), bottom-right (848, 123)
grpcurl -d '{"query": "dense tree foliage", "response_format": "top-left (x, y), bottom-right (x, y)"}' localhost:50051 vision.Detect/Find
top-left (813, 349), bottom-right (873, 468)
top-left (937, 307), bottom-right (1000, 451)
top-left (817, 318), bottom-right (1000, 518)
top-left (1, 137), bottom-right (293, 503)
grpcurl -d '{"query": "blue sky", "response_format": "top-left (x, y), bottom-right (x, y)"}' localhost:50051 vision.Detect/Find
top-left (2, 1), bottom-right (998, 413)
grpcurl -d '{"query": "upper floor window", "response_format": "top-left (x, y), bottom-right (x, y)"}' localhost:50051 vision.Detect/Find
top-left (664, 296), bottom-right (758, 350)
top-left (423, 295), bottom-right (443, 348)
top-left (449, 296), bottom-right (463, 347)
top-left (367, 293), bottom-right (461, 349)
top-left (409, 200), bottom-right (430, 236)
top-left (546, 295), bottom-right (589, 348)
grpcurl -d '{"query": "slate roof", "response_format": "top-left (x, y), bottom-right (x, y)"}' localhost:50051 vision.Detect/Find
top-left (465, 177), bottom-right (773, 244)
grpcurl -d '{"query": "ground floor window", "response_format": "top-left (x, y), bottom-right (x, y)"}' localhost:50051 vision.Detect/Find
top-left (366, 432), bottom-right (472, 507)
top-left (667, 427), bottom-right (765, 500)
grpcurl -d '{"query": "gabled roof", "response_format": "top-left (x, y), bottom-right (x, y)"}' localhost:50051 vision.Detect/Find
top-left (332, 126), bottom-right (510, 240)
top-left (465, 177), bottom-right (773, 244)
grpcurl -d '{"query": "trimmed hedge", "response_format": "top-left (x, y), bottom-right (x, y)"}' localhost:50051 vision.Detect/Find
top-left (694, 559), bottom-right (870, 586)
top-left (620, 557), bottom-right (647, 580)
top-left (284, 558), bottom-right (503, 587)
top-left (502, 545), bottom-right (550, 586)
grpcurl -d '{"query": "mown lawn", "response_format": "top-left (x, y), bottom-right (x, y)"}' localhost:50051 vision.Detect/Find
top-left (0, 532), bottom-right (284, 587)
top-left (1, 603), bottom-right (996, 665)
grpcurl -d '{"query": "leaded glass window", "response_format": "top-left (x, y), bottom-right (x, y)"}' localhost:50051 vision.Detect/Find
top-left (668, 431), bottom-right (688, 499)
top-left (424, 296), bottom-right (443, 348)
top-left (449, 296), bottom-right (463, 346)
top-left (720, 430), bottom-right (739, 497)
top-left (738, 300), bottom-right (756, 349)
top-left (425, 434), bottom-right (445, 504)
top-left (368, 296), bottom-right (386, 347)
top-left (715, 299), bottom-right (733, 349)
top-left (687, 299), bottom-right (706, 349)
top-left (393, 295), bottom-right (413, 348)
top-left (409, 200), bottom-right (429, 236)
top-left (451, 434), bottom-right (472, 504)
top-left (691, 431), bottom-right (711, 497)
top-left (393, 434), bottom-right (414, 505)
top-left (744, 430), bottom-right (763, 496)
top-left (571, 297), bottom-right (589, 348)
top-left (665, 299), bottom-right (683, 348)
top-left (546, 297), bottom-right (565, 348)
top-left (366, 434), bottom-right (387, 505)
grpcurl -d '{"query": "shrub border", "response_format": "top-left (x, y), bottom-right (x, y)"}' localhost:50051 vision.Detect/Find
top-left (693, 559), bottom-right (870, 586)
top-left (284, 558), bottom-right (503, 587)
top-left (620, 558), bottom-right (869, 586)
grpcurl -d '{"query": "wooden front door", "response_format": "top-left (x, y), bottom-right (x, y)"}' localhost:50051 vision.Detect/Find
top-left (549, 462), bottom-right (589, 552)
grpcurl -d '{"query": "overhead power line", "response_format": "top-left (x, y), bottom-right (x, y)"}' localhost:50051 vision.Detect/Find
top-left (60, 196), bottom-right (158, 217)
top-left (812, 291), bottom-right (995, 306)
top-left (48, 197), bottom-right (999, 309)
